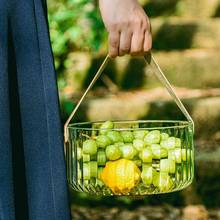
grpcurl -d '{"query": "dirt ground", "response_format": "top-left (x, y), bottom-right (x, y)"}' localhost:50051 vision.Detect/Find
top-left (71, 204), bottom-right (220, 220)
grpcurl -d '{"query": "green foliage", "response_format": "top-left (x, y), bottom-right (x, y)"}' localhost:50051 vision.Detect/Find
top-left (48, 0), bottom-right (106, 70)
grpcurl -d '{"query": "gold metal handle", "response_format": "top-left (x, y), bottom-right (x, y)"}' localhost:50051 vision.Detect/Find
top-left (64, 54), bottom-right (111, 143)
top-left (64, 52), bottom-right (194, 144)
top-left (143, 53), bottom-right (194, 131)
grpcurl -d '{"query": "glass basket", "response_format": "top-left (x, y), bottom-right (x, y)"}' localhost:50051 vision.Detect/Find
top-left (64, 53), bottom-right (195, 196)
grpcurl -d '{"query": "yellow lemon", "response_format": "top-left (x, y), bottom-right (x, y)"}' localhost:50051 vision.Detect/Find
top-left (100, 159), bottom-right (141, 194)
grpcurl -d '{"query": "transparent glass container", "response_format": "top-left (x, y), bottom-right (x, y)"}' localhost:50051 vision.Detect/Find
top-left (66, 120), bottom-right (194, 196)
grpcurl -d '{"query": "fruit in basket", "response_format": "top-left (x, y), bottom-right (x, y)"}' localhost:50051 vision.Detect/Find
top-left (100, 159), bottom-right (141, 194)
top-left (83, 161), bottom-right (98, 179)
top-left (175, 138), bottom-right (181, 148)
top-left (133, 139), bottom-right (145, 151)
top-left (83, 139), bottom-right (97, 155)
top-left (106, 144), bottom-right (121, 160)
top-left (83, 154), bottom-right (90, 162)
top-left (83, 163), bottom-right (90, 180)
top-left (120, 144), bottom-right (137, 159)
top-left (76, 120), bottom-right (193, 195)
top-left (139, 148), bottom-right (152, 163)
top-left (151, 144), bottom-right (168, 159)
top-left (144, 130), bottom-right (161, 145)
top-left (141, 165), bottom-right (156, 186)
top-left (133, 130), bottom-right (148, 140)
top-left (96, 135), bottom-right (112, 148)
top-left (121, 131), bottom-right (134, 143)
top-left (77, 147), bottom-right (82, 160)
top-left (160, 158), bottom-right (176, 174)
top-left (89, 161), bottom-right (98, 177)
top-left (161, 132), bottom-right (169, 140)
top-left (96, 167), bottom-right (105, 187)
top-left (160, 137), bottom-right (176, 150)
top-left (168, 148), bottom-right (181, 163)
top-left (99, 121), bottom-right (114, 134)
top-left (153, 172), bottom-right (173, 192)
top-left (97, 150), bottom-right (106, 165)
top-left (107, 131), bottom-right (123, 143)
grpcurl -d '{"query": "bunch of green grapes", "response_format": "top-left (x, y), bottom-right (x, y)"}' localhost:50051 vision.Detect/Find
top-left (75, 121), bottom-right (192, 194)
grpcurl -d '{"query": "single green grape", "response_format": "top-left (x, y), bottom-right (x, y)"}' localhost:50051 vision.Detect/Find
top-left (77, 168), bottom-right (82, 180)
top-left (141, 166), bottom-right (156, 186)
top-left (77, 162), bottom-right (82, 180)
top-left (175, 138), bottom-right (181, 148)
top-left (83, 139), bottom-right (97, 155)
top-left (99, 121), bottom-right (114, 135)
top-left (105, 144), bottom-right (121, 160)
top-left (115, 143), bottom-right (125, 155)
top-left (120, 144), bottom-right (137, 159)
top-left (160, 148), bottom-right (168, 159)
top-left (77, 147), bottom-right (82, 160)
top-left (107, 131), bottom-right (123, 143)
top-left (142, 163), bottom-right (152, 172)
top-left (160, 159), bottom-right (169, 173)
top-left (160, 137), bottom-right (176, 150)
top-left (144, 130), bottom-right (161, 145)
top-left (120, 131), bottom-right (134, 143)
top-left (168, 149), bottom-right (175, 161)
top-left (153, 172), bottom-right (173, 192)
top-left (96, 135), bottom-right (112, 148)
top-left (161, 132), bottom-right (169, 141)
top-left (97, 150), bottom-right (106, 165)
top-left (160, 158), bottom-right (176, 174)
top-left (133, 139), bottom-right (145, 151)
top-left (151, 144), bottom-right (168, 159)
top-left (89, 161), bottom-right (98, 178)
top-left (83, 163), bottom-right (90, 180)
top-left (83, 154), bottom-right (90, 162)
top-left (139, 148), bottom-right (152, 163)
top-left (152, 172), bottom-right (159, 187)
top-left (133, 130), bottom-right (148, 140)
top-left (168, 148), bottom-right (181, 163)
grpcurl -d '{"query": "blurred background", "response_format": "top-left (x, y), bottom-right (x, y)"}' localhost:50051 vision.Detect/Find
top-left (47, 0), bottom-right (220, 219)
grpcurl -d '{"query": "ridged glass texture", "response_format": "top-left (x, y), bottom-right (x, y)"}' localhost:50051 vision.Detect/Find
top-left (66, 120), bottom-right (194, 196)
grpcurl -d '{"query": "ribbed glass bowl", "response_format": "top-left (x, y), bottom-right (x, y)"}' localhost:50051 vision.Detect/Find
top-left (66, 120), bottom-right (194, 196)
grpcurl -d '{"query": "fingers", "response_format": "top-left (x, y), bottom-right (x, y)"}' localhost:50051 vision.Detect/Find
top-left (109, 31), bottom-right (120, 58)
top-left (108, 20), bottom-right (152, 57)
top-left (144, 30), bottom-right (152, 52)
top-left (130, 29), bottom-right (145, 56)
top-left (119, 30), bottom-right (132, 56)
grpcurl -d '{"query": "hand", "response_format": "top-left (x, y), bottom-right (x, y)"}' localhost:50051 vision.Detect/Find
top-left (99, 0), bottom-right (152, 58)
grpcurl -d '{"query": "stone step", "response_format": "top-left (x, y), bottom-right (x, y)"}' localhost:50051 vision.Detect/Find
top-left (63, 49), bottom-right (220, 92)
top-left (112, 49), bottom-right (220, 89)
top-left (140, 0), bottom-right (220, 18)
top-left (151, 18), bottom-right (220, 50)
top-left (60, 88), bottom-right (220, 139)
top-left (151, 49), bottom-right (220, 88)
